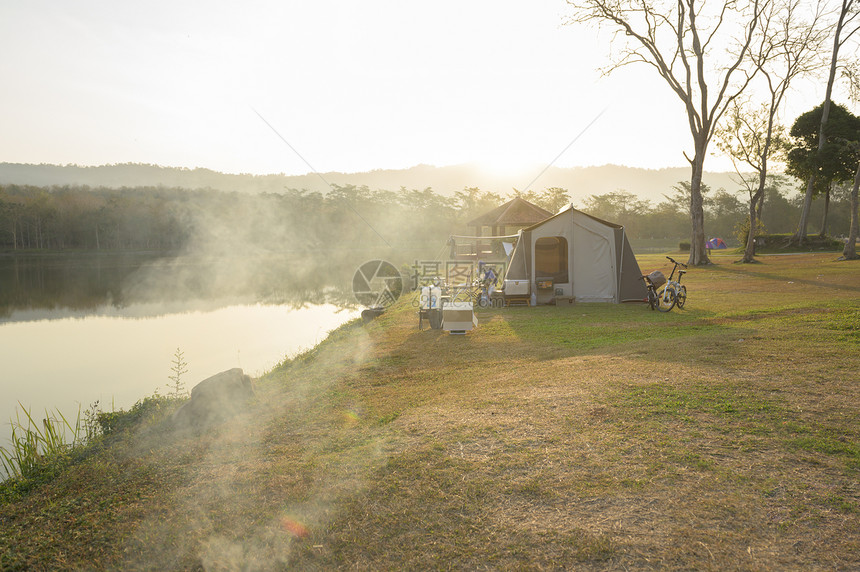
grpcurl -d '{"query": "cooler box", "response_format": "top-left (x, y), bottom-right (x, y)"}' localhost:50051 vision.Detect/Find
top-left (504, 279), bottom-right (529, 296)
top-left (443, 301), bottom-right (478, 333)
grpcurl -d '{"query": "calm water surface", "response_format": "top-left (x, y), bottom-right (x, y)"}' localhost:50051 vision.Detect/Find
top-left (0, 254), bottom-right (359, 445)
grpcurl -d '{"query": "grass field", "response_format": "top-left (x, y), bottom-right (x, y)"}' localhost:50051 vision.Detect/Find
top-left (1, 252), bottom-right (858, 570)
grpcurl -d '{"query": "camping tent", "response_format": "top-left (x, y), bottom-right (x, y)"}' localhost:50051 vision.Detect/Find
top-left (706, 237), bottom-right (728, 249)
top-left (503, 205), bottom-right (647, 304)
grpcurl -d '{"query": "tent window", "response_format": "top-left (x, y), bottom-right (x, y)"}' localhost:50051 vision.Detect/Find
top-left (534, 236), bottom-right (568, 282)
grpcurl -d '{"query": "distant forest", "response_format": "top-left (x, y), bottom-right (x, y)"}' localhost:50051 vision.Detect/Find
top-left (0, 178), bottom-right (852, 257)
top-left (0, 162), bottom-right (743, 203)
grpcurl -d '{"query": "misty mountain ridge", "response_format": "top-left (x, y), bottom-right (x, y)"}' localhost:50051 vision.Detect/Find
top-left (0, 162), bottom-right (749, 204)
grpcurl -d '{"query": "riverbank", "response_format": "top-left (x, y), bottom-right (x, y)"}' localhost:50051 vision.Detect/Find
top-left (2, 253), bottom-right (859, 570)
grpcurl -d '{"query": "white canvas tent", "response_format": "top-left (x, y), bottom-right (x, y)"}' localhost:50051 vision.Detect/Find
top-left (503, 205), bottom-right (648, 304)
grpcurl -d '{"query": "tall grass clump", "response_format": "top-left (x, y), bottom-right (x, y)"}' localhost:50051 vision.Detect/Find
top-left (2, 351), bottom-right (194, 491)
top-left (1, 395), bottom-right (183, 499)
top-left (0, 404), bottom-right (84, 481)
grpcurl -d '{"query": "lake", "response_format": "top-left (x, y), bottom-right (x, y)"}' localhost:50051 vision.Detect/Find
top-left (0, 253), bottom-right (359, 448)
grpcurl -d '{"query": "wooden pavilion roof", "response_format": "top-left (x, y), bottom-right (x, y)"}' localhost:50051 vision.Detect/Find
top-left (466, 196), bottom-right (553, 228)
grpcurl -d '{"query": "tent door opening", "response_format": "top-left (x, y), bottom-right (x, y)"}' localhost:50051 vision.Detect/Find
top-left (534, 236), bottom-right (568, 304)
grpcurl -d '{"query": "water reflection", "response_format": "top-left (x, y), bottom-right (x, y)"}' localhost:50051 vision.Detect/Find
top-left (0, 253), bottom-right (360, 321)
top-left (0, 253), bottom-right (143, 318)
top-left (0, 253), bottom-right (361, 450)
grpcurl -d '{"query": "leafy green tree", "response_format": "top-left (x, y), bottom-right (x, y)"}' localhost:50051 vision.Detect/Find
top-left (453, 187), bottom-right (504, 221)
top-left (582, 191), bottom-right (651, 238)
top-left (664, 182), bottom-right (711, 215)
top-left (759, 175), bottom-right (799, 234)
top-left (536, 187), bottom-right (571, 214)
top-left (510, 187), bottom-right (570, 214)
top-left (582, 191), bottom-right (650, 220)
top-left (706, 189), bottom-right (748, 241)
top-left (786, 102), bottom-right (860, 236)
top-left (792, 0), bottom-right (860, 244)
top-left (639, 201), bottom-right (689, 239)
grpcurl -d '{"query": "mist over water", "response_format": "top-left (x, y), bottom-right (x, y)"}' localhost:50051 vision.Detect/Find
top-left (0, 253), bottom-right (357, 319)
top-left (0, 253), bottom-right (361, 451)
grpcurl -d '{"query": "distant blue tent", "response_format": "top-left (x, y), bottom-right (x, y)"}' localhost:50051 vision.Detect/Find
top-left (706, 237), bottom-right (728, 249)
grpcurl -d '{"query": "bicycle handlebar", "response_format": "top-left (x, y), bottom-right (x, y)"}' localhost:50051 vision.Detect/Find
top-left (666, 256), bottom-right (688, 269)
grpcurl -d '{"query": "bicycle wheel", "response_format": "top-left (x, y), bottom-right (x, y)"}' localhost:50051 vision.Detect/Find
top-left (657, 285), bottom-right (676, 312)
top-left (647, 287), bottom-right (658, 310)
top-left (675, 285), bottom-right (687, 309)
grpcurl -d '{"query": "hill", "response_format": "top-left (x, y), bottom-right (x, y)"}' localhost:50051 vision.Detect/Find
top-left (0, 162), bottom-right (745, 204)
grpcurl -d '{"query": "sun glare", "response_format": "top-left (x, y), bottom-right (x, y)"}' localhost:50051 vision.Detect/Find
top-left (475, 157), bottom-right (543, 183)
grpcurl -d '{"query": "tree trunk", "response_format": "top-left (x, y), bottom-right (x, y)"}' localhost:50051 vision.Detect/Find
top-left (795, 175), bottom-right (816, 244)
top-left (819, 187), bottom-right (831, 238)
top-left (742, 201), bottom-right (759, 263)
top-left (742, 177), bottom-right (767, 263)
top-left (687, 150), bottom-right (711, 266)
top-left (843, 160), bottom-right (860, 260)
top-left (756, 187), bottom-right (765, 222)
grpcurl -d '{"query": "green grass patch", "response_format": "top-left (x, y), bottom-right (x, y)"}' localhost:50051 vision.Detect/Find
top-left (482, 303), bottom-right (726, 354)
top-left (788, 434), bottom-right (859, 460)
top-left (616, 382), bottom-right (776, 420)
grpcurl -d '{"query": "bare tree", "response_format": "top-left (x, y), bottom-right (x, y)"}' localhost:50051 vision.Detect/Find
top-left (716, 0), bottom-right (827, 262)
top-left (793, 0), bottom-right (860, 244)
top-left (716, 104), bottom-right (773, 257)
top-left (565, 0), bottom-right (766, 265)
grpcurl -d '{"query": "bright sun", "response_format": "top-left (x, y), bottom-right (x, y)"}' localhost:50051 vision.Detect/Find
top-left (474, 157), bottom-right (545, 184)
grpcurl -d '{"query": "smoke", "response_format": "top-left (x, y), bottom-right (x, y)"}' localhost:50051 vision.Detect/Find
top-left (122, 322), bottom-right (383, 570)
top-left (120, 195), bottom-right (352, 309)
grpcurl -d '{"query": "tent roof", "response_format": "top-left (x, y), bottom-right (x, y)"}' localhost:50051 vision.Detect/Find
top-left (467, 197), bottom-right (553, 228)
top-left (522, 204), bottom-right (623, 232)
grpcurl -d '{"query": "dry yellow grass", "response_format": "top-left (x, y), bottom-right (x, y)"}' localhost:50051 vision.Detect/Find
top-left (2, 253), bottom-right (858, 570)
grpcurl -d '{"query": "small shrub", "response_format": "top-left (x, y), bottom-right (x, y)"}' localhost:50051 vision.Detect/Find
top-left (679, 240), bottom-right (691, 251)
top-left (754, 234), bottom-right (844, 252)
top-left (97, 395), bottom-right (179, 437)
top-left (166, 347), bottom-right (189, 398)
top-left (82, 400), bottom-right (103, 443)
top-left (735, 217), bottom-right (766, 246)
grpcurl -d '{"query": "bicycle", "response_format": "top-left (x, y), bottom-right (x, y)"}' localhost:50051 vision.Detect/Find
top-left (464, 267), bottom-right (500, 309)
top-left (664, 256), bottom-right (688, 310)
top-left (640, 272), bottom-right (673, 312)
top-left (640, 256), bottom-right (688, 312)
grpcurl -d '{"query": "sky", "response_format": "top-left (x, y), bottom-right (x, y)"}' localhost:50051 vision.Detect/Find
top-left (0, 0), bottom-right (847, 177)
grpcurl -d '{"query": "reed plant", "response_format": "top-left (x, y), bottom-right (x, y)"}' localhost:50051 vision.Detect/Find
top-left (0, 403), bottom-right (83, 481)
